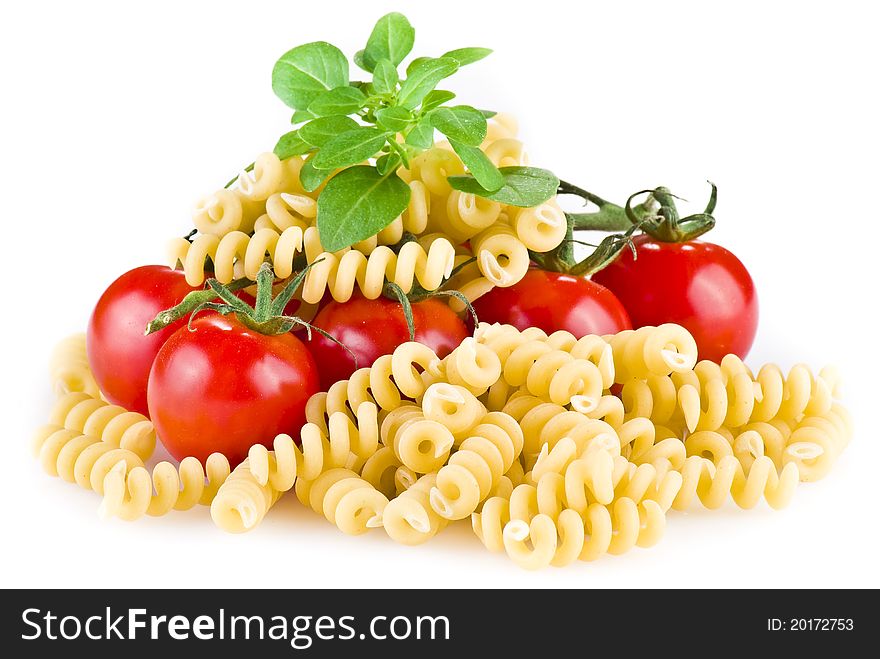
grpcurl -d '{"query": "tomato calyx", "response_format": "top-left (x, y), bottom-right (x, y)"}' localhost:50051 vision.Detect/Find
top-left (528, 181), bottom-right (645, 278)
top-left (624, 183), bottom-right (717, 243)
top-left (143, 277), bottom-right (252, 336)
top-left (382, 276), bottom-right (478, 342)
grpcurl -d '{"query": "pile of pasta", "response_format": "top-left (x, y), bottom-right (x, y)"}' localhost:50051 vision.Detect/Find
top-left (40, 323), bottom-right (851, 570)
top-left (173, 113), bottom-right (564, 315)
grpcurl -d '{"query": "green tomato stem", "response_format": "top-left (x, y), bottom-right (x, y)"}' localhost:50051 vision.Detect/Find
top-left (144, 277), bottom-right (252, 335)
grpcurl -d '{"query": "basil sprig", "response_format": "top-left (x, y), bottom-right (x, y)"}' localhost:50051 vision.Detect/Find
top-left (266, 12), bottom-right (556, 252)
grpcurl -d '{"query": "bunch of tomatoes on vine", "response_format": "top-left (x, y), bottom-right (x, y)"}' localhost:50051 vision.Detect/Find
top-left (87, 180), bottom-right (756, 467)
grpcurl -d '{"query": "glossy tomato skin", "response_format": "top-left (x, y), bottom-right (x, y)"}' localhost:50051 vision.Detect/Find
top-left (87, 266), bottom-right (199, 416)
top-left (147, 314), bottom-right (319, 465)
top-left (591, 235), bottom-right (758, 362)
top-left (472, 269), bottom-right (632, 338)
top-left (308, 294), bottom-right (468, 390)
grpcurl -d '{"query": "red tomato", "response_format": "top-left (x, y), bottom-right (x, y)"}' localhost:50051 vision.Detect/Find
top-left (591, 235), bottom-right (758, 362)
top-left (147, 314), bottom-right (319, 465)
top-left (307, 293), bottom-right (468, 390)
top-left (472, 269), bottom-right (632, 338)
top-left (87, 266), bottom-right (199, 416)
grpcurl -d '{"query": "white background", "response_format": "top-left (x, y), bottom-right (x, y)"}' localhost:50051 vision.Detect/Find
top-left (2, 0), bottom-right (878, 589)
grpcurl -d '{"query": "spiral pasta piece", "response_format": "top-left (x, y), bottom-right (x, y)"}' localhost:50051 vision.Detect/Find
top-left (484, 138), bottom-right (528, 168)
top-left (50, 392), bottom-right (155, 462)
top-left (484, 113), bottom-right (519, 143)
top-left (421, 383), bottom-right (487, 439)
top-left (620, 375), bottom-right (679, 426)
top-left (300, 238), bottom-right (457, 304)
top-left (211, 458), bottom-right (281, 533)
top-left (170, 225), bottom-right (317, 287)
top-left (441, 337), bottom-right (503, 396)
top-left (471, 220), bottom-right (530, 287)
top-left (236, 152), bottom-right (302, 201)
top-left (430, 411), bottom-right (524, 520)
top-left (100, 453), bottom-right (231, 521)
top-left (49, 333), bottom-right (101, 399)
top-left (442, 190), bottom-right (503, 241)
top-left (674, 359), bottom-right (763, 432)
top-left (306, 345), bottom-right (441, 428)
top-left (33, 425), bottom-right (143, 495)
top-left (360, 446), bottom-right (402, 499)
top-left (248, 402), bottom-right (379, 495)
top-left (670, 455), bottom-right (799, 510)
top-left (385, 409), bottom-right (455, 474)
top-left (605, 324), bottom-right (699, 383)
top-left (383, 473), bottom-right (448, 545)
top-left (409, 147), bottom-right (465, 196)
top-left (192, 188), bottom-right (244, 237)
top-left (749, 363), bottom-right (836, 423)
top-left (296, 468), bottom-right (388, 535)
top-left (501, 499), bottom-right (665, 570)
top-left (258, 192), bottom-right (317, 231)
top-left (510, 199), bottom-right (567, 252)
top-left (503, 341), bottom-right (604, 409)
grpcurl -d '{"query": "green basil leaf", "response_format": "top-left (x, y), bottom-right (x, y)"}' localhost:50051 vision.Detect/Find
top-left (299, 116), bottom-right (359, 147)
top-left (448, 140), bottom-right (503, 192)
top-left (405, 118), bottom-right (435, 148)
top-left (307, 86), bottom-right (367, 117)
top-left (376, 152), bottom-right (403, 176)
top-left (372, 59), bottom-right (399, 95)
top-left (364, 12), bottom-right (415, 67)
top-left (274, 131), bottom-right (314, 160)
top-left (478, 108), bottom-right (497, 118)
top-left (291, 109), bottom-right (315, 124)
top-left (354, 49), bottom-right (373, 73)
top-left (441, 47), bottom-right (493, 66)
top-left (431, 105), bottom-right (487, 147)
top-left (376, 106), bottom-right (412, 132)
top-left (272, 41), bottom-right (349, 110)
top-left (420, 90), bottom-right (456, 113)
top-left (312, 127), bottom-right (391, 170)
top-left (300, 159), bottom-right (328, 193)
top-left (317, 166), bottom-right (411, 251)
top-left (406, 56), bottom-right (431, 76)
top-left (397, 57), bottom-right (459, 110)
top-left (448, 166), bottom-right (560, 207)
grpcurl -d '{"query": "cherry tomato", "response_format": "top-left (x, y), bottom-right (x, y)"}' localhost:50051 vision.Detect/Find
top-left (591, 235), bottom-right (758, 362)
top-left (147, 314), bottom-right (319, 465)
top-left (87, 266), bottom-right (199, 416)
top-left (472, 269), bottom-right (632, 338)
top-left (307, 293), bottom-right (468, 390)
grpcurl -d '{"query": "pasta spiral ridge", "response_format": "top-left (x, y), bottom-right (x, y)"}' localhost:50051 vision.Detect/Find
top-left (32, 425), bottom-right (144, 495)
top-left (473, 483), bottom-right (666, 569)
top-left (430, 411), bottom-right (524, 520)
top-left (305, 343), bottom-right (442, 425)
top-left (300, 238), bottom-right (457, 304)
top-left (49, 333), bottom-right (101, 399)
top-left (247, 402), bottom-right (379, 494)
top-left (747, 363), bottom-right (838, 423)
top-left (671, 359), bottom-right (764, 432)
top-left (100, 453), bottom-right (231, 521)
top-left (170, 225), bottom-right (317, 287)
top-left (295, 468), bottom-right (389, 535)
top-left (500, 499), bottom-right (666, 570)
top-left (211, 458), bottom-right (281, 533)
top-left (50, 392), bottom-right (155, 462)
top-left (604, 324), bottom-right (699, 383)
top-left (383, 473), bottom-right (448, 545)
top-left (503, 340), bottom-right (605, 409)
top-left (668, 455), bottom-right (799, 510)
